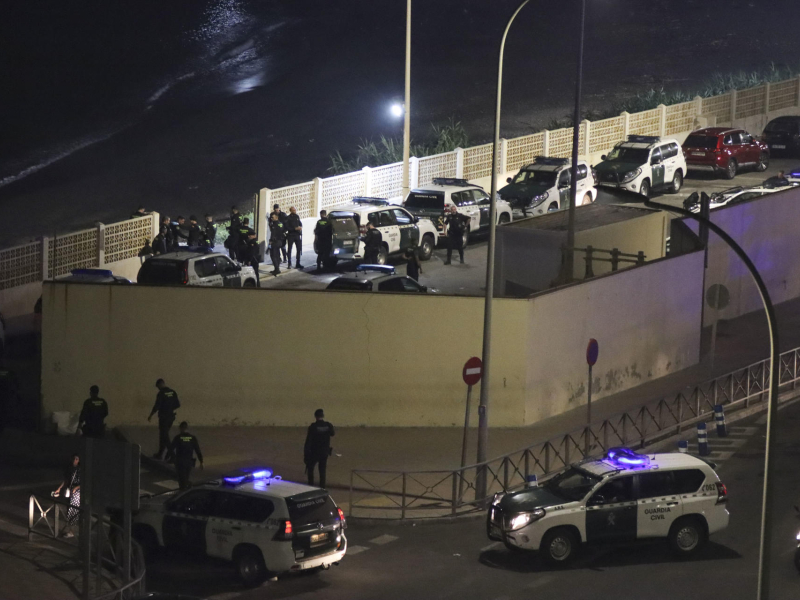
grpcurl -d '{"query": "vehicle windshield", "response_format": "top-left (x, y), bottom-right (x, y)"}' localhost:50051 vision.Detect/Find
top-left (765, 119), bottom-right (798, 133)
top-left (605, 147), bottom-right (650, 164)
top-left (683, 135), bottom-right (718, 149)
top-left (405, 192), bottom-right (444, 210)
top-left (512, 170), bottom-right (558, 186)
top-left (542, 466), bottom-right (602, 501)
top-left (137, 260), bottom-right (184, 285)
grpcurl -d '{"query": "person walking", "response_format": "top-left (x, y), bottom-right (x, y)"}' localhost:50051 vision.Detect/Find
top-left (285, 206), bottom-right (303, 269)
top-left (268, 213), bottom-right (287, 275)
top-left (314, 210), bottom-right (332, 271)
top-left (148, 379), bottom-right (181, 460)
top-left (270, 204), bottom-right (289, 263)
top-left (246, 231), bottom-right (261, 286)
top-left (443, 205), bottom-right (468, 265)
top-left (226, 206), bottom-right (243, 259)
top-left (203, 214), bottom-right (217, 249)
top-left (78, 385), bottom-right (108, 439)
top-left (362, 222), bottom-right (383, 264)
top-left (152, 226), bottom-right (168, 255)
top-left (187, 215), bottom-right (203, 246)
top-left (52, 454), bottom-right (81, 538)
top-left (403, 245), bottom-right (422, 281)
top-left (304, 409), bottom-right (335, 488)
top-left (166, 421), bottom-right (203, 490)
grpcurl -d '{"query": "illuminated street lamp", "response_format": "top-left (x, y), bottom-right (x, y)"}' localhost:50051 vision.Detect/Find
top-left (390, 103), bottom-right (405, 119)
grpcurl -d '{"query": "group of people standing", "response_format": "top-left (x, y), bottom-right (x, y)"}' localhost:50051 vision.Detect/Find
top-left (150, 214), bottom-right (218, 255)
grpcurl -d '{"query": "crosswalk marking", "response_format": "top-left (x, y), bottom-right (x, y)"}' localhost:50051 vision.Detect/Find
top-left (369, 534), bottom-right (399, 546)
top-left (154, 480), bottom-right (179, 490)
top-left (347, 545), bottom-right (369, 556)
top-left (728, 426), bottom-right (758, 436)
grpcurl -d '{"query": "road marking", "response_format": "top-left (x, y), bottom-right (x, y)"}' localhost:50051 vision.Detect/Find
top-left (481, 542), bottom-right (501, 552)
top-left (369, 534), bottom-right (399, 545)
top-left (347, 545), bottom-right (369, 556)
top-left (154, 480), bottom-right (179, 490)
top-left (728, 426), bottom-right (758, 435)
top-left (526, 575), bottom-right (554, 589)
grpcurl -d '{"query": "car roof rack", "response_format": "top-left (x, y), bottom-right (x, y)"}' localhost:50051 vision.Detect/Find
top-left (626, 135), bottom-right (661, 144)
top-left (533, 156), bottom-right (570, 166)
top-left (355, 264), bottom-right (396, 275)
top-left (351, 197), bottom-right (390, 206)
top-left (432, 177), bottom-right (472, 187)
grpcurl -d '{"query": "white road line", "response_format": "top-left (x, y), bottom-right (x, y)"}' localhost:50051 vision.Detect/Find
top-left (154, 480), bottom-right (179, 490)
top-left (347, 545), bottom-right (369, 556)
top-left (368, 534), bottom-right (399, 545)
top-left (481, 542), bottom-right (501, 552)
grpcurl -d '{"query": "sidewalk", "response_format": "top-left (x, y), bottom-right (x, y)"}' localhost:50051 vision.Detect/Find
top-left (120, 294), bottom-right (800, 494)
top-left (0, 526), bottom-right (79, 600)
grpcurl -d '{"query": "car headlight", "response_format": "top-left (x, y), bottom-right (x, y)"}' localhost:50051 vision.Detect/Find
top-left (507, 508), bottom-right (545, 531)
top-left (621, 168), bottom-right (641, 184)
top-left (528, 191), bottom-right (549, 207)
top-left (796, 530), bottom-right (800, 541)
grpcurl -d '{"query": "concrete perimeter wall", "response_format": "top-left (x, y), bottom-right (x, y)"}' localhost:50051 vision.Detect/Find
top-left (41, 250), bottom-right (704, 428)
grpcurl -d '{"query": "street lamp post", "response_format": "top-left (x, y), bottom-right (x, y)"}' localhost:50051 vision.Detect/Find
top-left (644, 198), bottom-right (779, 600)
top-left (401, 0), bottom-right (412, 200)
top-left (476, 0), bottom-right (531, 500)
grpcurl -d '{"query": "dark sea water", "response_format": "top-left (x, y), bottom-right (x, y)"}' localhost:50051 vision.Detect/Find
top-left (1, 0), bottom-right (799, 246)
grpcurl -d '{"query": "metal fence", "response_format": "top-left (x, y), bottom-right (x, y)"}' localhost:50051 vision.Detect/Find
top-left (28, 494), bottom-right (146, 599)
top-left (349, 346), bottom-right (800, 519)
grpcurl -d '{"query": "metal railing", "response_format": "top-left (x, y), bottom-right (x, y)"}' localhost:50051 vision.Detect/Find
top-left (28, 494), bottom-right (146, 600)
top-left (349, 345), bottom-right (800, 519)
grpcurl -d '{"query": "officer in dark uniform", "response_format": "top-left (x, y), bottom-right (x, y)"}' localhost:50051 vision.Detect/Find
top-left (161, 216), bottom-right (175, 251)
top-left (187, 215), bottom-right (203, 246)
top-left (246, 231), bottom-right (261, 285)
top-left (285, 206), bottom-right (303, 269)
top-left (152, 226), bottom-right (168, 255)
top-left (236, 218), bottom-right (254, 263)
top-left (147, 379), bottom-right (181, 460)
top-left (166, 421), bottom-right (203, 490)
top-left (78, 385), bottom-right (108, 439)
top-left (226, 206), bottom-right (243, 259)
top-left (444, 205), bottom-right (468, 265)
top-left (268, 213), bottom-right (287, 275)
top-left (172, 216), bottom-right (189, 248)
top-left (203, 214), bottom-right (217, 249)
top-left (403, 245), bottom-right (422, 281)
top-left (361, 221), bottom-right (383, 264)
top-left (131, 206), bottom-right (150, 219)
top-left (314, 210), bottom-right (332, 271)
top-left (270, 204), bottom-right (289, 263)
top-left (304, 409), bottom-right (335, 488)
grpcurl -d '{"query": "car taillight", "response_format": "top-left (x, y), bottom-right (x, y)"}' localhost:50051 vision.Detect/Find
top-left (338, 507), bottom-right (347, 529)
top-left (181, 264), bottom-right (188, 285)
top-left (713, 137), bottom-right (722, 153)
top-left (274, 519), bottom-right (293, 541)
top-left (716, 482), bottom-right (727, 504)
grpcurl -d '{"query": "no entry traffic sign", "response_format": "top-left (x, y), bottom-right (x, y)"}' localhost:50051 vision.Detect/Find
top-left (586, 339), bottom-right (599, 366)
top-left (463, 357), bottom-right (483, 386)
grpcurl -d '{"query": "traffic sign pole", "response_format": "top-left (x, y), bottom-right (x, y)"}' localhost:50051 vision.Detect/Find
top-left (585, 339), bottom-right (599, 455)
top-left (458, 384), bottom-right (473, 503)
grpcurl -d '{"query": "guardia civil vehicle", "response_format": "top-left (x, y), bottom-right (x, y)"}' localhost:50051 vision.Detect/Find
top-left (594, 135), bottom-right (687, 197)
top-left (133, 468), bottom-right (347, 586)
top-left (487, 448), bottom-right (729, 565)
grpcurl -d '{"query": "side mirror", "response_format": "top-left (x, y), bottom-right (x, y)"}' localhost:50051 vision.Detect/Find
top-left (651, 157), bottom-right (662, 166)
top-left (600, 155), bottom-right (607, 161)
top-left (506, 177), bottom-right (513, 184)
top-left (413, 216), bottom-right (419, 223)
top-left (588, 494), bottom-right (605, 507)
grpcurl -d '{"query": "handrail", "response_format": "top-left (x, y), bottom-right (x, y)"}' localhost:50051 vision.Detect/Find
top-left (349, 343), bottom-right (800, 519)
top-left (28, 494), bottom-right (146, 600)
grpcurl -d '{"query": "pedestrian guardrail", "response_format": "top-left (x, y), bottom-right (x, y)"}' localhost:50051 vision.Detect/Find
top-left (28, 494), bottom-right (146, 600)
top-left (348, 345), bottom-right (800, 520)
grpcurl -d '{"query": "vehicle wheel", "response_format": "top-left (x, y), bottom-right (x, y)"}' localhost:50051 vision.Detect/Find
top-left (547, 202), bottom-right (559, 212)
top-left (235, 547), bottom-right (267, 587)
top-left (498, 213), bottom-right (511, 224)
top-left (539, 527), bottom-right (578, 567)
top-left (243, 279), bottom-right (256, 288)
top-left (639, 179), bottom-right (650, 198)
top-left (419, 234), bottom-right (434, 261)
top-left (581, 192), bottom-right (593, 206)
top-left (132, 526), bottom-right (159, 564)
top-left (668, 517), bottom-right (707, 557)
top-left (724, 159), bottom-right (737, 180)
top-left (376, 246), bottom-right (389, 265)
top-left (670, 170), bottom-right (683, 194)
top-left (756, 152), bottom-right (769, 172)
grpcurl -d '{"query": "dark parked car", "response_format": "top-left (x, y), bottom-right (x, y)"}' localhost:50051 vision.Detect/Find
top-left (682, 127), bottom-right (769, 179)
top-left (762, 116), bottom-right (800, 156)
top-left (326, 265), bottom-right (434, 293)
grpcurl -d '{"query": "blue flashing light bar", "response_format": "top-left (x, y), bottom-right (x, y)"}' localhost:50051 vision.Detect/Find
top-left (223, 467), bottom-right (274, 485)
top-left (606, 447), bottom-right (650, 467)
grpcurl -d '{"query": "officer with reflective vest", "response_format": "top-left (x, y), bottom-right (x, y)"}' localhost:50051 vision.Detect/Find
top-left (148, 379), bottom-right (181, 460)
top-left (236, 217), bottom-right (254, 263)
top-left (362, 221), bottom-right (383, 264)
top-left (167, 421), bottom-right (203, 490)
top-left (78, 385), bottom-right (108, 439)
top-left (314, 210), bottom-right (332, 271)
top-left (203, 214), bottom-right (217, 249)
top-left (268, 213), bottom-right (287, 275)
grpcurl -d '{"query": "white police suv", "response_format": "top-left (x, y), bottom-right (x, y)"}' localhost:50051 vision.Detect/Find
top-left (327, 198), bottom-right (439, 264)
top-left (594, 135), bottom-right (687, 197)
top-left (498, 157), bottom-right (597, 219)
top-left (137, 251), bottom-right (258, 287)
top-left (487, 448), bottom-right (729, 565)
top-left (404, 178), bottom-right (513, 246)
top-left (133, 468), bottom-right (347, 586)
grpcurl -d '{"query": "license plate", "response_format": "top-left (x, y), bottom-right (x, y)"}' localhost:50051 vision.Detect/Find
top-left (310, 532), bottom-right (328, 544)
top-left (342, 240), bottom-right (354, 247)
top-left (772, 144), bottom-right (786, 149)
top-left (691, 152), bottom-right (705, 156)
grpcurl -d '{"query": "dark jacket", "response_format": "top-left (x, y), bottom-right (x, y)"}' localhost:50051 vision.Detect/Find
top-left (149, 387), bottom-right (181, 421)
top-left (79, 397), bottom-right (108, 428)
top-left (304, 420), bottom-right (335, 460)
top-left (187, 223), bottom-right (203, 246)
top-left (271, 210), bottom-right (288, 224)
top-left (204, 222), bottom-right (217, 247)
top-left (172, 222), bottom-right (188, 244)
top-left (314, 218), bottom-right (332, 245)
top-left (246, 237), bottom-right (260, 263)
top-left (286, 213), bottom-right (303, 237)
top-left (269, 220), bottom-right (287, 245)
top-left (167, 432), bottom-right (203, 463)
top-left (445, 213), bottom-right (468, 237)
top-left (363, 228), bottom-right (383, 249)
top-left (152, 233), bottom-right (168, 255)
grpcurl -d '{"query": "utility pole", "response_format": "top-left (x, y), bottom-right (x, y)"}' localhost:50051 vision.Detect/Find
top-left (401, 0), bottom-right (412, 201)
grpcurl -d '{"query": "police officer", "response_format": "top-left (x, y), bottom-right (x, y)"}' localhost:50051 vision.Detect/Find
top-left (236, 217), bottom-right (254, 263)
top-left (361, 221), bottom-right (383, 264)
top-left (270, 204), bottom-right (289, 263)
top-left (314, 210), bottom-right (332, 271)
top-left (304, 409), bottom-right (335, 488)
top-left (246, 231), bottom-right (261, 286)
top-left (226, 206), bottom-right (243, 259)
top-left (443, 205), bottom-right (468, 265)
top-left (152, 226), bottom-right (168, 255)
top-left (78, 385), bottom-right (108, 439)
top-left (166, 421), bottom-right (203, 490)
top-left (172, 216), bottom-right (189, 248)
top-left (268, 213), bottom-right (287, 275)
top-left (131, 206), bottom-right (150, 219)
top-left (161, 216), bottom-right (176, 251)
top-left (147, 379), bottom-right (181, 460)
top-left (187, 215), bottom-right (203, 246)
top-left (285, 206), bottom-right (303, 269)
top-left (403, 245), bottom-right (422, 281)
top-left (203, 214), bottom-right (217, 249)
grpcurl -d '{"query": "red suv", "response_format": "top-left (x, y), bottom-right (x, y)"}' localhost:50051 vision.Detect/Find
top-left (682, 127), bottom-right (769, 179)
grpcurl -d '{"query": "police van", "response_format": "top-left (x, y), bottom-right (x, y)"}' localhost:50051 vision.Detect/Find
top-left (133, 468), bottom-right (347, 585)
top-left (404, 178), bottom-right (513, 247)
top-left (487, 448), bottom-right (729, 565)
top-left (594, 135), bottom-right (687, 197)
top-left (327, 198), bottom-right (439, 265)
top-left (498, 157), bottom-right (598, 219)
